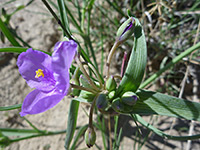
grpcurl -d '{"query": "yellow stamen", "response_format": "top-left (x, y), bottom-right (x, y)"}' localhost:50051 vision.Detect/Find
top-left (35, 69), bottom-right (44, 78)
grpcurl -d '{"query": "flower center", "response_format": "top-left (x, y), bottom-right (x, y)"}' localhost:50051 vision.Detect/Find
top-left (35, 69), bottom-right (44, 78)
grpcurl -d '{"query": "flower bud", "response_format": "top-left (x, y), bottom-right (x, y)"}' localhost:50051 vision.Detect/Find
top-left (106, 76), bottom-right (117, 92)
top-left (80, 75), bottom-right (92, 89)
top-left (111, 97), bottom-right (124, 112)
top-left (116, 17), bottom-right (135, 43)
top-left (108, 91), bottom-right (115, 99)
top-left (121, 91), bottom-right (138, 106)
top-left (85, 127), bottom-right (96, 148)
top-left (112, 97), bottom-right (134, 113)
top-left (0, 132), bottom-right (11, 147)
top-left (79, 90), bottom-right (95, 102)
top-left (96, 93), bottom-right (108, 111)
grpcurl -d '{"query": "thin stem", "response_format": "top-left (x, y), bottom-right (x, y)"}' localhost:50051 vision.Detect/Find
top-left (70, 83), bottom-right (97, 93)
top-left (106, 41), bottom-right (120, 79)
top-left (140, 42), bottom-right (200, 88)
top-left (108, 115), bottom-right (112, 150)
top-left (23, 117), bottom-right (44, 133)
top-left (41, 0), bottom-right (74, 40)
top-left (10, 130), bottom-right (66, 143)
top-left (88, 95), bottom-right (98, 128)
top-left (87, 63), bottom-right (104, 88)
top-left (75, 56), bottom-right (100, 91)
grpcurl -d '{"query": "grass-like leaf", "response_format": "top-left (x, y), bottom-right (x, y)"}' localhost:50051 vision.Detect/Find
top-left (131, 114), bottom-right (200, 141)
top-left (64, 100), bottom-right (80, 150)
top-left (0, 18), bottom-right (21, 47)
top-left (0, 104), bottom-right (21, 111)
top-left (117, 18), bottom-right (147, 95)
top-left (130, 89), bottom-right (200, 122)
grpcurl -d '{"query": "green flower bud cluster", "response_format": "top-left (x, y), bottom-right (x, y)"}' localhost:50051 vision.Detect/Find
top-left (111, 91), bottom-right (139, 113)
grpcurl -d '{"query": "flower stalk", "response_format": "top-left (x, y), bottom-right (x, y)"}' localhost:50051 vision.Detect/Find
top-left (75, 55), bottom-right (100, 92)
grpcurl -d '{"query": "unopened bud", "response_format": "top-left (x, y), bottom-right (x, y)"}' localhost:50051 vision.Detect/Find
top-left (80, 75), bottom-right (92, 89)
top-left (121, 91), bottom-right (138, 106)
top-left (79, 90), bottom-right (95, 102)
top-left (116, 17), bottom-right (135, 43)
top-left (96, 93), bottom-right (108, 111)
top-left (106, 76), bottom-right (117, 92)
top-left (0, 132), bottom-right (11, 147)
top-left (108, 91), bottom-right (115, 99)
top-left (111, 97), bottom-right (124, 112)
top-left (85, 127), bottom-right (96, 148)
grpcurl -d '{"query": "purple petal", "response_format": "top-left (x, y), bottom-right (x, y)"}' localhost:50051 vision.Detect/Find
top-left (20, 89), bottom-right (65, 116)
top-left (17, 49), bottom-right (56, 92)
top-left (52, 40), bottom-right (77, 94)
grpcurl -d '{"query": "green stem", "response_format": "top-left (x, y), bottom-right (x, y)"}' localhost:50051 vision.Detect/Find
top-left (41, 0), bottom-right (73, 40)
top-left (10, 130), bottom-right (66, 143)
top-left (87, 63), bottom-right (104, 88)
top-left (70, 83), bottom-right (97, 94)
top-left (75, 56), bottom-right (100, 91)
top-left (140, 42), bottom-right (200, 88)
top-left (89, 95), bottom-right (98, 128)
top-left (64, 4), bottom-right (83, 34)
top-left (23, 117), bottom-right (44, 133)
top-left (106, 41), bottom-right (120, 79)
top-left (0, 104), bottom-right (21, 111)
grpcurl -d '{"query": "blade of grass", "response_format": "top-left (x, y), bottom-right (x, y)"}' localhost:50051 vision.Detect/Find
top-left (113, 116), bottom-right (119, 149)
top-left (0, 18), bottom-right (21, 47)
top-left (140, 42), bottom-right (200, 88)
top-left (0, 47), bottom-right (51, 55)
top-left (0, 104), bottom-right (21, 111)
top-left (64, 100), bottom-right (80, 150)
top-left (130, 114), bottom-right (200, 141)
top-left (70, 124), bottom-right (88, 150)
top-left (57, 0), bottom-right (71, 36)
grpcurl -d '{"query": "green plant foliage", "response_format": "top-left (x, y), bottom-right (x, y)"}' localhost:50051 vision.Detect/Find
top-left (116, 18), bottom-right (147, 96)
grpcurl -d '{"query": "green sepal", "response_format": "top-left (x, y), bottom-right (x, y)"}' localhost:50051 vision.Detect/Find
top-left (116, 17), bottom-right (135, 43)
top-left (79, 75), bottom-right (92, 89)
top-left (111, 97), bottom-right (133, 113)
top-left (0, 132), bottom-right (11, 147)
top-left (96, 93), bottom-right (108, 111)
top-left (116, 17), bottom-right (147, 96)
top-left (108, 91), bottom-right (116, 100)
top-left (84, 127), bottom-right (96, 148)
top-left (121, 91), bottom-right (138, 106)
top-left (106, 76), bottom-right (117, 92)
top-left (79, 90), bottom-right (95, 102)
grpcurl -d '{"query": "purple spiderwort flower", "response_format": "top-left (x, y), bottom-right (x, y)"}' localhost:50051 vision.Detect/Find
top-left (17, 40), bottom-right (77, 116)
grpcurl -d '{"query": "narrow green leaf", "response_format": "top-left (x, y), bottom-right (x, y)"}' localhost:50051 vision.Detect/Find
top-left (116, 127), bottom-right (122, 149)
top-left (70, 124), bottom-right (88, 150)
top-left (131, 114), bottom-right (200, 141)
top-left (0, 18), bottom-right (21, 47)
top-left (64, 100), bottom-right (80, 150)
top-left (0, 47), bottom-right (51, 55)
top-left (117, 18), bottom-right (147, 95)
top-left (0, 128), bottom-right (40, 137)
top-left (130, 89), bottom-right (200, 122)
top-left (57, 0), bottom-right (71, 36)
top-left (0, 47), bottom-right (27, 53)
top-left (140, 42), bottom-right (200, 88)
top-left (0, 104), bottom-right (21, 111)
